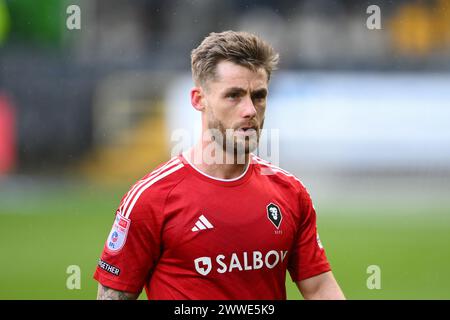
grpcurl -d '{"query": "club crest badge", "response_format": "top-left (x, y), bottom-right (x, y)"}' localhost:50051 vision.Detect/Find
top-left (194, 257), bottom-right (212, 276)
top-left (267, 203), bottom-right (282, 229)
top-left (106, 213), bottom-right (130, 254)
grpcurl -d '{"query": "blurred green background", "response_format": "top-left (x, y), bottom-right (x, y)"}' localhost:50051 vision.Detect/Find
top-left (1, 182), bottom-right (449, 299)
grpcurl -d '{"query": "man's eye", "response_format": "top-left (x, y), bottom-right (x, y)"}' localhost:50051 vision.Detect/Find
top-left (253, 95), bottom-right (266, 102)
top-left (227, 93), bottom-right (239, 100)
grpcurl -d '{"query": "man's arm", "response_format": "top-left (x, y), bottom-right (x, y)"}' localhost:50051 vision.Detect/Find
top-left (97, 283), bottom-right (140, 300)
top-left (296, 271), bottom-right (345, 300)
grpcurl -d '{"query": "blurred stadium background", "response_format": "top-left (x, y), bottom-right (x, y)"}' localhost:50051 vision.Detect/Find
top-left (1, 0), bottom-right (450, 299)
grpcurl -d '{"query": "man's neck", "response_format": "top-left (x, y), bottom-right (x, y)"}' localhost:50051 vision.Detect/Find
top-left (185, 143), bottom-right (250, 180)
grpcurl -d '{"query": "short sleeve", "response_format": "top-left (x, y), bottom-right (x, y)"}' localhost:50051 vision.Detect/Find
top-left (93, 189), bottom-right (164, 293)
top-left (288, 187), bottom-right (331, 282)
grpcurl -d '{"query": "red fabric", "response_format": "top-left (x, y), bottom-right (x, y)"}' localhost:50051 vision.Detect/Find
top-left (94, 154), bottom-right (331, 299)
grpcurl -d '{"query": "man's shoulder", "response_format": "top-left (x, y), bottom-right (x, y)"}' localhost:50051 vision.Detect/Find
top-left (135, 155), bottom-right (187, 194)
top-left (117, 156), bottom-right (187, 217)
top-left (251, 154), bottom-right (308, 193)
top-left (251, 154), bottom-right (315, 209)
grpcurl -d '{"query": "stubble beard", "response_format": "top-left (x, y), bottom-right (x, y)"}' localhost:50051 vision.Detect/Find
top-left (206, 117), bottom-right (263, 164)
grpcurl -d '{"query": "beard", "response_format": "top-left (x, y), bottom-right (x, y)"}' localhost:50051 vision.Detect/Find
top-left (206, 115), bottom-right (263, 157)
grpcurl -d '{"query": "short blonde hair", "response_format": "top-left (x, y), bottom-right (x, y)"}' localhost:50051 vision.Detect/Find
top-left (191, 30), bottom-right (279, 86)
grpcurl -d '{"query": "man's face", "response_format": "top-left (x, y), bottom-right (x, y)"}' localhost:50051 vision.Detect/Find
top-left (200, 60), bottom-right (268, 155)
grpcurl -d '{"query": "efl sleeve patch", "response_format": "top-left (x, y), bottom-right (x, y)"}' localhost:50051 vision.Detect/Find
top-left (105, 213), bottom-right (131, 254)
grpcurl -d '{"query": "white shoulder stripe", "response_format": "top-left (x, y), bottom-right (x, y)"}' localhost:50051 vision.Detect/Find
top-left (124, 163), bottom-right (184, 219)
top-left (119, 157), bottom-right (180, 214)
top-left (252, 157), bottom-right (304, 187)
top-left (119, 157), bottom-right (180, 215)
top-left (251, 155), bottom-right (291, 176)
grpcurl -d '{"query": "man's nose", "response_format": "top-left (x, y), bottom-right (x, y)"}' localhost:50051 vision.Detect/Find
top-left (241, 95), bottom-right (257, 118)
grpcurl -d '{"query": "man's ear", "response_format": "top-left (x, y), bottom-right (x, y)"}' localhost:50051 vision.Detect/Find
top-left (191, 86), bottom-right (206, 111)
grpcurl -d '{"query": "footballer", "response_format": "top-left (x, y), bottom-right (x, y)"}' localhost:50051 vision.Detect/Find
top-left (94, 30), bottom-right (345, 300)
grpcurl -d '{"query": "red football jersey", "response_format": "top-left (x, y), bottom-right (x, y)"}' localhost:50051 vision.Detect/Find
top-left (94, 153), bottom-right (331, 299)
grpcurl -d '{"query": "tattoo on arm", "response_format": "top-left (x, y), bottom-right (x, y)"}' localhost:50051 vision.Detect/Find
top-left (97, 284), bottom-right (139, 300)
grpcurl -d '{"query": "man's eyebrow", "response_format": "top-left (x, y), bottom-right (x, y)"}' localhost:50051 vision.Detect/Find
top-left (223, 87), bottom-right (268, 95)
top-left (223, 87), bottom-right (247, 94)
top-left (251, 88), bottom-right (268, 96)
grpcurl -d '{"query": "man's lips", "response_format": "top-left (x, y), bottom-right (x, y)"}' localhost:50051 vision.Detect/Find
top-left (236, 123), bottom-right (258, 130)
top-left (235, 126), bottom-right (258, 135)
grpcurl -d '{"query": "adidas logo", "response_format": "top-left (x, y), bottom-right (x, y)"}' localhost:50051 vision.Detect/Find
top-left (191, 215), bottom-right (214, 232)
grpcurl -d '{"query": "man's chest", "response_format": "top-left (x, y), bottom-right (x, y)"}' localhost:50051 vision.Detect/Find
top-left (158, 182), bottom-right (300, 275)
